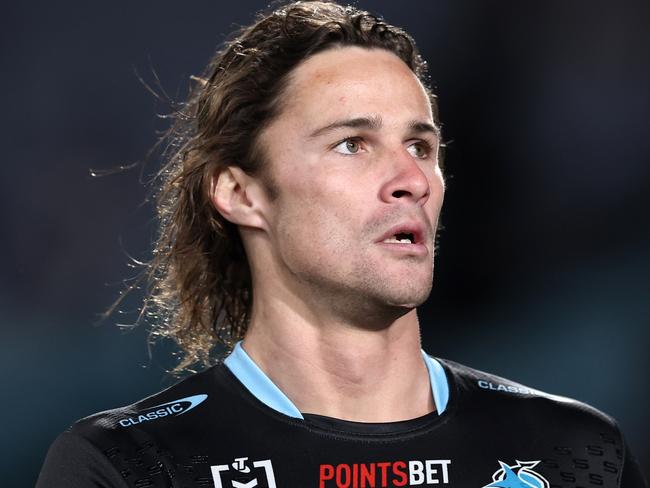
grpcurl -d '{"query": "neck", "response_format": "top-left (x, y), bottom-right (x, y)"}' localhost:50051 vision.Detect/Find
top-left (242, 300), bottom-right (434, 422)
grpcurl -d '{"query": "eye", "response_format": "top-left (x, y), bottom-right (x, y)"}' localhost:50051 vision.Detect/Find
top-left (406, 141), bottom-right (431, 159)
top-left (333, 138), bottom-right (362, 155)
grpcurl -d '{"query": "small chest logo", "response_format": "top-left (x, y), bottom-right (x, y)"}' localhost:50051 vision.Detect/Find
top-left (211, 457), bottom-right (277, 488)
top-left (483, 460), bottom-right (549, 488)
top-left (118, 394), bottom-right (208, 427)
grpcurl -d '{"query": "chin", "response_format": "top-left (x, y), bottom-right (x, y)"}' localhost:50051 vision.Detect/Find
top-left (378, 282), bottom-right (433, 310)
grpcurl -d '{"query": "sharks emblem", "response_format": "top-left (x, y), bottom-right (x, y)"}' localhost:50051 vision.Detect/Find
top-left (483, 460), bottom-right (549, 488)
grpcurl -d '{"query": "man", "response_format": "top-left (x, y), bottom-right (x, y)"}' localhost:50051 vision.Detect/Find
top-left (38, 1), bottom-right (646, 487)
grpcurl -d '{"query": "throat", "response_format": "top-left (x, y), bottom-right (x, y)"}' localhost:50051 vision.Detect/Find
top-left (263, 340), bottom-right (434, 422)
top-left (241, 309), bottom-right (432, 422)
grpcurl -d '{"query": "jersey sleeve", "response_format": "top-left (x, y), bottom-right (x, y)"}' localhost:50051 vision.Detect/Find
top-left (36, 431), bottom-right (127, 488)
top-left (620, 437), bottom-right (648, 488)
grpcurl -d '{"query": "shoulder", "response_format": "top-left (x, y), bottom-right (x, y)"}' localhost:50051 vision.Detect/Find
top-left (37, 430), bottom-right (129, 488)
top-left (436, 357), bottom-right (621, 435)
top-left (435, 358), bottom-right (650, 487)
top-left (70, 363), bottom-right (236, 443)
top-left (39, 364), bottom-right (236, 487)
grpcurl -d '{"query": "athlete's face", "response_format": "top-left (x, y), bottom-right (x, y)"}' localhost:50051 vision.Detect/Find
top-left (257, 47), bottom-right (445, 317)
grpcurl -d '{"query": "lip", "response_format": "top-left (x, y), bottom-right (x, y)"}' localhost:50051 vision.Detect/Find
top-left (375, 221), bottom-right (429, 256)
top-left (377, 222), bottom-right (426, 244)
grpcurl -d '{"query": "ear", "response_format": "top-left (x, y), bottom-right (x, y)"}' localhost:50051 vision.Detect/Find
top-left (210, 166), bottom-right (269, 231)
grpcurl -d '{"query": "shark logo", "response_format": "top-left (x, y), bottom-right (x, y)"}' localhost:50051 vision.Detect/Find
top-left (483, 460), bottom-right (549, 488)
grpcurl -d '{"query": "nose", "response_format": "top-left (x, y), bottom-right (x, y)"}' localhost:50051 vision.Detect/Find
top-left (379, 148), bottom-right (431, 206)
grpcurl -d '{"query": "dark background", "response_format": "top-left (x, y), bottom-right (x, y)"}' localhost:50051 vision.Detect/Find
top-left (2, 1), bottom-right (648, 485)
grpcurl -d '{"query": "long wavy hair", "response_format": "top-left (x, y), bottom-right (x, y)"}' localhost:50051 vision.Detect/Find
top-left (132, 0), bottom-right (439, 372)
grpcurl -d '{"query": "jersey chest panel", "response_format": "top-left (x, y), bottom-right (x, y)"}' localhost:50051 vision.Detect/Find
top-left (79, 366), bottom-right (623, 488)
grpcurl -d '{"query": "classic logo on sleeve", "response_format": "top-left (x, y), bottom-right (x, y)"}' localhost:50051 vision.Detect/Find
top-left (483, 460), bottom-right (549, 488)
top-left (477, 380), bottom-right (540, 395)
top-left (118, 394), bottom-right (208, 427)
top-left (211, 457), bottom-right (276, 488)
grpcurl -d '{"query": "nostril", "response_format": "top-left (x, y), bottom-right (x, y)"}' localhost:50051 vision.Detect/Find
top-left (392, 190), bottom-right (411, 198)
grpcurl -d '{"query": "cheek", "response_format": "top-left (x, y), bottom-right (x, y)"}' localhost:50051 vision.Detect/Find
top-left (429, 169), bottom-right (446, 211)
top-left (272, 182), bottom-right (362, 260)
top-left (273, 204), bottom-right (355, 281)
top-left (419, 170), bottom-right (445, 231)
top-left (277, 196), bottom-right (353, 245)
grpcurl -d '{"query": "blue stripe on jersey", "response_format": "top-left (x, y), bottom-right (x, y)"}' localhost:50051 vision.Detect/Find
top-left (422, 351), bottom-right (449, 414)
top-left (224, 341), bottom-right (304, 419)
top-left (224, 341), bottom-right (449, 418)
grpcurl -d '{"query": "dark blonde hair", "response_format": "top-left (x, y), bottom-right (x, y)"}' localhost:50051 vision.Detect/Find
top-left (137, 0), bottom-right (438, 371)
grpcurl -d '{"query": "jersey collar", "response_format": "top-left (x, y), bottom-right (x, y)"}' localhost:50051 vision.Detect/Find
top-left (224, 341), bottom-right (449, 420)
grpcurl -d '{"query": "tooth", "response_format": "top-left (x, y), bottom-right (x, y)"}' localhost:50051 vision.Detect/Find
top-left (399, 239), bottom-right (411, 244)
top-left (383, 237), bottom-right (400, 243)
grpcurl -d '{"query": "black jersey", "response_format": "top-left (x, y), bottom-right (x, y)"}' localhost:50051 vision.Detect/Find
top-left (38, 343), bottom-right (646, 488)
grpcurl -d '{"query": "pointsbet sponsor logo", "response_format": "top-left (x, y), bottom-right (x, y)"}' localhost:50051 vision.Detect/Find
top-left (319, 459), bottom-right (451, 487)
top-left (118, 394), bottom-right (208, 427)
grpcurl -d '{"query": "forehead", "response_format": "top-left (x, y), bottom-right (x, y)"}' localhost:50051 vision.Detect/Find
top-left (277, 46), bottom-right (434, 129)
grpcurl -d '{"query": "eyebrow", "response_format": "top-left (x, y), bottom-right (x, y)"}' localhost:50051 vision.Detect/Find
top-left (309, 116), bottom-right (382, 138)
top-left (308, 115), bottom-right (440, 138)
top-left (408, 120), bottom-right (440, 137)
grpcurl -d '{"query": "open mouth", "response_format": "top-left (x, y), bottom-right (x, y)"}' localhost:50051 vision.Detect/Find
top-left (382, 232), bottom-right (415, 244)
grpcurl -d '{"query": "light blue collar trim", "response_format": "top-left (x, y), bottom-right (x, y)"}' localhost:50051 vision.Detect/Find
top-left (421, 351), bottom-right (449, 414)
top-left (224, 341), bottom-right (304, 419)
top-left (224, 341), bottom-right (449, 419)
